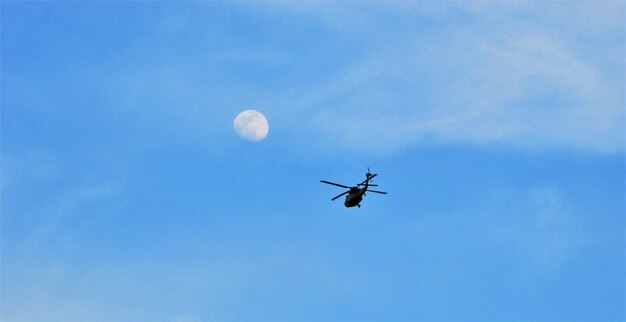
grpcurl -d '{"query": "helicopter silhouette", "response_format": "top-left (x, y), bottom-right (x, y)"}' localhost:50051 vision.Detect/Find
top-left (320, 168), bottom-right (387, 208)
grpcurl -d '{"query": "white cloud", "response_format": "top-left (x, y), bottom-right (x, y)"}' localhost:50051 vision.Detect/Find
top-left (277, 2), bottom-right (625, 155)
top-left (1, 147), bottom-right (57, 191)
top-left (2, 147), bottom-right (128, 259)
top-left (2, 247), bottom-right (369, 321)
top-left (468, 185), bottom-right (589, 277)
top-left (24, 2), bottom-right (622, 157)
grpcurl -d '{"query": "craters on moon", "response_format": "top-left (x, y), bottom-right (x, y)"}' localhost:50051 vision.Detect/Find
top-left (233, 110), bottom-right (269, 142)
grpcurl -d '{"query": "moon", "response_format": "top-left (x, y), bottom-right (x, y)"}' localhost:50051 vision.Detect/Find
top-left (233, 110), bottom-right (269, 142)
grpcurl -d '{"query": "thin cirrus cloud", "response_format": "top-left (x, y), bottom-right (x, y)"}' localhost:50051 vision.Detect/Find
top-left (281, 3), bottom-right (625, 155)
top-left (17, 2), bottom-right (620, 156)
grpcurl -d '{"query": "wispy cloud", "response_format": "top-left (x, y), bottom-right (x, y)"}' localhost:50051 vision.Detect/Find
top-left (273, 2), bottom-right (624, 155)
top-left (459, 184), bottom-right (588, 279)
top-left (1, 147), bottom-right (57, 191)
top-left (2, 161), bottom-right (129, 322)
top-left (2, 147), bottom-right (128, 256)
top-left (29, 2), bottom-right (621, 157)
top-left (2, 245), bottom-right (370, 321)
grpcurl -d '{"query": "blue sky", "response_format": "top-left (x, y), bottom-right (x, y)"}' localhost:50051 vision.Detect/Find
top-left (1, 2), bottom-right (624, 321)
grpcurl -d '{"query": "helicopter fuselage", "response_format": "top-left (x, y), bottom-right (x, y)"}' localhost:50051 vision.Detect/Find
top-left (344, 187), bottom-right (367, 207)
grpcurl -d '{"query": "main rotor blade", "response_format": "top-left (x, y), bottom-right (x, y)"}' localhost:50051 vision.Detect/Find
top-left (367, 189), bottom-right (387, 194)
top-left (359, 173), bottom-right (377, 185)
top-left (331, 190), bottom-right (350, 201)
top-left (357, 183), bottom-right (378, 186)
top-left (320, 180), bottom-right (351, 189)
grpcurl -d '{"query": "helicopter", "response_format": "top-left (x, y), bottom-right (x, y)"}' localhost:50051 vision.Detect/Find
top-left (320, 168), bottom-right (387, 208)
